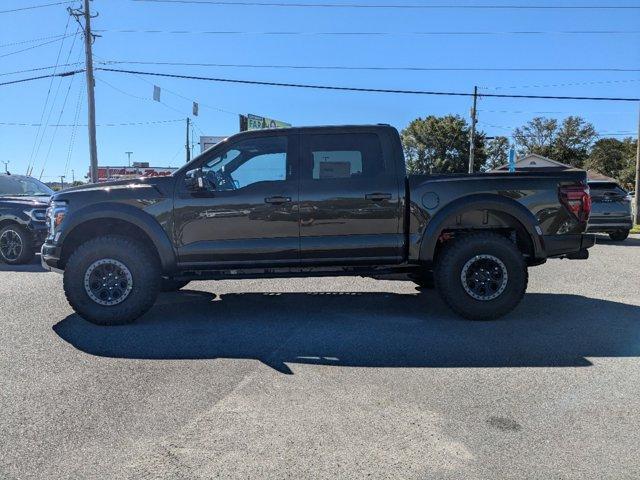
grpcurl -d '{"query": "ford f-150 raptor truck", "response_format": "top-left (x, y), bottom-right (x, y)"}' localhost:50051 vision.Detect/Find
top-left (41, 125), bottom-right (594, 325)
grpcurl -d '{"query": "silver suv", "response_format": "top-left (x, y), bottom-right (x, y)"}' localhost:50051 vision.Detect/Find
top-left (587, 181), bottom-right (633, 241)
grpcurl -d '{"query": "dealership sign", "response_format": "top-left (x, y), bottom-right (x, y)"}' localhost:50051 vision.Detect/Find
top-left (95, 166), bottom-right (178, 182)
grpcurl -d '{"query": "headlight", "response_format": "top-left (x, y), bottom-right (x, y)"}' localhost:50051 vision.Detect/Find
top-left (24, 208), bottom-right (47, 222)
top-left (46, 201), bottom-right (68, 239)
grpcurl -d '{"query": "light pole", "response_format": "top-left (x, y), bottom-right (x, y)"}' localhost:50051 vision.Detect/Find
top-left (125, 151), bottom-right (133, 167)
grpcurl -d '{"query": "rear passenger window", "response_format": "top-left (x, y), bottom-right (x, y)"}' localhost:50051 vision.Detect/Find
top-left (307, 133), bottom-right (384, 180)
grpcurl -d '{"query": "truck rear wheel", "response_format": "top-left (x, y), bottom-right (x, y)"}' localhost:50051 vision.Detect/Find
top-left (435, 232), bottom-right (528, 321)
top-left (63, 235), bottom-right (160, 325)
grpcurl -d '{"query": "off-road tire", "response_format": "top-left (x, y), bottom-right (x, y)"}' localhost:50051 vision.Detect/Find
top-left (160, 278), bottom-right (190, 292)
top-left (63, 235), bottom-right (160, 325)
top-left (609, 229), bottom-right (630, 242)
top-left (0, 224), bottom-right (34, 265)
top-left (434, 232), bottom-right (528, 321)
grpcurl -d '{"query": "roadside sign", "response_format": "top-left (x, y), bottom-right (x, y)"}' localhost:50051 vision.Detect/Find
top-left (242, 113), bottom-right (291, 131)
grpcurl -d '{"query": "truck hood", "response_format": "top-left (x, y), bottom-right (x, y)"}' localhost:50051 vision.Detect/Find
top-left (0, 195), bottom-right (51, 207)
top-left (53, 176), bottom-right (176, 201)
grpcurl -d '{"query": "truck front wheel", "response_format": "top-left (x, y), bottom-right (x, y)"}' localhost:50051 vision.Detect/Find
top-left (63, 235), bottom-right (161, 325)
top-left (434, 232), bottom-right (528, 321)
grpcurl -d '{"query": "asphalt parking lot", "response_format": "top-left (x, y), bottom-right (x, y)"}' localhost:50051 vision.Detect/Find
top-left (1, 235), bottom-right (639, 479)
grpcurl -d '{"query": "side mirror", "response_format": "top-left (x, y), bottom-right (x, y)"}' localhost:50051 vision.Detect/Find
top-left (184, 168), bottom-right (206, 191)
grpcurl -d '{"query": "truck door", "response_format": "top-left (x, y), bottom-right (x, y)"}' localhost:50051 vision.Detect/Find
top-left (173, 134), bottom-right (300, 267)
top-left (298, 131), bottom-right (402, 264)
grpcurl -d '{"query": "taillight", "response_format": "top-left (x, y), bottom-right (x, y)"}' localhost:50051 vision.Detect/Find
top-left (559, 184), bottom-right (591, 223)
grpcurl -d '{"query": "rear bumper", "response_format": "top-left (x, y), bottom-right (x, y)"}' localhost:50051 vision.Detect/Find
top-left (586, 217), bottom-right (633, 233)
top-left (543, 234), bottom-right (596, 259)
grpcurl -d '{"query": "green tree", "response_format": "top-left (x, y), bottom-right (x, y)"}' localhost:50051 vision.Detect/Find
top-left (484, 136), bottom-right (510, 171)
top-left (513, 116), bottom-right (597, 168)
top-left (401, 115), bottom-right (486, 174)
top-left (513, 117), bottom-right (557, 158)
top-left (552, 116), bottom-right (598, 167)
top-left (586, 137), bottom-right (637, 189)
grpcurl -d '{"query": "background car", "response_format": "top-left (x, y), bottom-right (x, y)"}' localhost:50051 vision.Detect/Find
top-left (587, 181), bottom-right (634, 241)
top-left (0, 174), bottom-right (53, 264)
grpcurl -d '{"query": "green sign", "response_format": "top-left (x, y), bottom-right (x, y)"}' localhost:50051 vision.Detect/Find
top-left (246, 114), bottom-right (291, 131)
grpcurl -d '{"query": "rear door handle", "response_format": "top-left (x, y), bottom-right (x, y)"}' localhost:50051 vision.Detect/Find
top-left (365, 192), bottom-right (392, 202)
top-left (265, 196), bottom-right (292, 205)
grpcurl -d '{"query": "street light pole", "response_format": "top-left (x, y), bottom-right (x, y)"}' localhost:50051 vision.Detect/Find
top-left (125, 151), bottom-right (133, 167)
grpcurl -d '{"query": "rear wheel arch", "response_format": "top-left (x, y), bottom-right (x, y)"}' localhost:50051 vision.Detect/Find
top-left (418, 194), bottom-right (543, 265)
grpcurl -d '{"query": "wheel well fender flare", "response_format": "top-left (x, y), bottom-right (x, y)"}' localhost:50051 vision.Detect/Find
top-left (418, 193), bottom-right (544, 263)
top-left (59, 202), bottom-right (177, 272)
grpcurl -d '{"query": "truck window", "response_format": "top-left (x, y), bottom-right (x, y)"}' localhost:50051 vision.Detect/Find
top-left (306, 133), bottom-right (384, 180)
top-left (201, 136), bottom-right (288, 190)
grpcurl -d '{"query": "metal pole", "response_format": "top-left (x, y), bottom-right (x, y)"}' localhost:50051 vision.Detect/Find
top-left (468, 86), bottom-right (478, 174)
top-left (186, 117), bottom-right (191, 163)
top-left (82, 0), bottom-right (99, 183)
top-left (125, 151), bottom-right (133, 167)
top-left (60, 176), bottom-right (65, 190)
top-left (634, 103), bottom-right (640, 225)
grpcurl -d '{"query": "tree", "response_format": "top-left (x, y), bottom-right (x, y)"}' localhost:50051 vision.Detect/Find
top-left (552, 116), bottom-right (598, 167)
top-left (513, 117), bottom-right (557, 158)
top-left (513, 116), bottom-right (597, 168)
top-left (484, 136), bottom-right (510, 171)
top-left (586, 137), bottom-right (637, 189)
top-left (401, 115), bottom-right (486, 174)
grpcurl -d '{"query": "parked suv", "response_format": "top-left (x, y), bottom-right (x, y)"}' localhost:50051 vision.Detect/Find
top-left (0, 174), bottom-right (52, 264)
top-left (587, 181), bottom-right (633, 241)
top-left (42, 125), bottom-right (594, 324)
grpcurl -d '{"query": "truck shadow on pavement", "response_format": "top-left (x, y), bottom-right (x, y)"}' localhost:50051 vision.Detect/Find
top-left (53, 290), bottom-right (640, 374)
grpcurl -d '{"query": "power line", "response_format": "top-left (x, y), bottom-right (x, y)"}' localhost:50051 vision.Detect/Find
top-left (0, 1), bottom-right (74, 14)
top-left (131, 0), bottom-right (640, 10)
top-left (26, 16), bottom-right (74, 176)
top-left (478, 121), bottom-right (636, 137)
top-left (0, 70), bottom-right (84, 87)
top-left (0, 63), bottom-right (84, 77)
top-left (100, 60), bottom-right (640, 73)
top-left (0, 34), bottom-right (71, 49)
top-left (482, 78), bottom-right (640, 90)
top-left (0, 34), bottom-right (78, 59)
top-left (95, 28), bottom-right (640, 36)
top-left (97, 67), bottom-right (640, 102)
top-left (0, 119), bottom-right (184, 127)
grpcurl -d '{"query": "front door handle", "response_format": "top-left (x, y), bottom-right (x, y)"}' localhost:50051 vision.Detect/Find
top-left (265, 196), bottom-right (292, 205)
top-left (365, 192), bottom-right (392, 202)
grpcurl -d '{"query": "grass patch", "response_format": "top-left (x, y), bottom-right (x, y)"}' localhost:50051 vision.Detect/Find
top-left (631, 225), bottom-right (640, 234)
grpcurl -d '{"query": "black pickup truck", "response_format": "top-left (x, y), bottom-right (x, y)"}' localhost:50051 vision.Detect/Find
top-left (42, 125), bottom-right (594, 325)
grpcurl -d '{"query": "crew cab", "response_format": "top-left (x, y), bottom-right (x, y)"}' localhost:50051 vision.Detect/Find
top-left (41, 125), bottom-right (594, 325)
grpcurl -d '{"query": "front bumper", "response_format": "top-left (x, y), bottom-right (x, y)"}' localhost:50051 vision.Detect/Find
top-left (40, 242), bottom-right (63, 273)
top-left (543, 233), bottom-right (596, 259)
top-left (28, 223), bottom-right (49, 248)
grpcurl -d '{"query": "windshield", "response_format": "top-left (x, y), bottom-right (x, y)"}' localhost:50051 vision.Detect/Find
top-left (0, 176), bottom-right (54, 197)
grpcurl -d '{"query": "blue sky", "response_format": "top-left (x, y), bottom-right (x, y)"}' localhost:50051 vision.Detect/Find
top-left (1, 0), bottom-right (639, 182)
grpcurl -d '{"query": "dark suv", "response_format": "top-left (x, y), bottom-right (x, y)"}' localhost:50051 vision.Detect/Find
top-left (587, 181), bottom-right (633, 241)
top-left (0, 174), bottom-right (53, 264)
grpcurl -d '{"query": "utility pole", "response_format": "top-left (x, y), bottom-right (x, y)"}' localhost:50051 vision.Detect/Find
top-left (634, 103), bottom-right (640, 225)
top-left (185, 117), bottom-right (191, 163)
top-left (60, 175), bottom-right (65, 190)
top-left (71, 169), bottom-right (75, 184)
top-left (468, 85), bottom-right (478, 174)
top-left (71, 0), bottom-right (99, 183)
top-left (1, 160), bottom-right (8, 174)
top-left (125, 151), bottom-right (133, 167)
